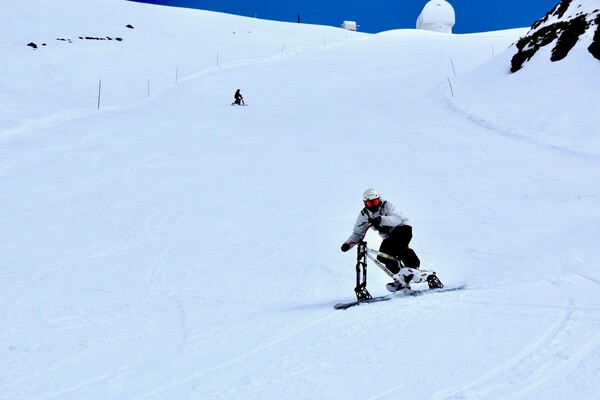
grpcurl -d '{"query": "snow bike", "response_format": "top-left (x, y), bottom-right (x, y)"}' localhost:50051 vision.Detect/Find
top-left (334, 241), bottom-right (449, 310)
top-left (231, 97), bottom-right (246, 106)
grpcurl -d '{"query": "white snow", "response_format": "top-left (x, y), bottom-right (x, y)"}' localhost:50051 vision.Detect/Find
top-left (1, 1), bottom-right (600, 399)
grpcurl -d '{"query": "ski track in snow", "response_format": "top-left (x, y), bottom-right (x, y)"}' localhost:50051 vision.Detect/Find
top-left (435, 85), bottom-right (600, 164)
top-left (68, 172), bottom-right (120, 207)
top-left (128, 311), bottom-right (340, 399)
top-left (431, 295), bottom-right (600, 399)
top-left (572, 271), bottom-right (600, 288)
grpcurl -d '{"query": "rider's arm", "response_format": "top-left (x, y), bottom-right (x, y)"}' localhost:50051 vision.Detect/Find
top-left (344, 210), bottom-right (370, 248)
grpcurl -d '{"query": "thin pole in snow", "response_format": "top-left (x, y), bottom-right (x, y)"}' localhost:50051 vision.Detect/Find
top-left (281, 42), bottom-right (285, 53)
top-left (97, 79), bottom-right (101, 109)
top-left (147, 78), bottom-right (150, 97)
top-left (447, 76), bottom-right (455, 98)
top-left (450, 58), bottom-right (456, 76)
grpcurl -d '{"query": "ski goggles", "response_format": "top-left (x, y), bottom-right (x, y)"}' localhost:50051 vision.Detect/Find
top-left (364, 198), bottom-right (381, 208)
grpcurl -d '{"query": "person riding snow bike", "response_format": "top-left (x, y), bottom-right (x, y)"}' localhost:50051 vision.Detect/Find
top-left (232, 89), bottom-right (244, 105)
top-left (341, 188), bottom-right (424, 290)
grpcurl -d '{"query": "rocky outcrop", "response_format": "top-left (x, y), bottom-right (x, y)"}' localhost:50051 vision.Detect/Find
top-left (589, 13), bottom-right (600, 58)
top-left (511, 0), bottom-right (600, 72)
top-left (26, 25), bottom-right (133, 50)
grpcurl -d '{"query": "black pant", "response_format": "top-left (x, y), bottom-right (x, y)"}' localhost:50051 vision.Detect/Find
top-left (377, 225), bottom-right (420, 274)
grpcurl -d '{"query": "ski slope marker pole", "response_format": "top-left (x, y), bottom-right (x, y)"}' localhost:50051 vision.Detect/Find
top-left (447, 76), bottom-right (455, 98)
top-left (97, 79), bottom-right (101, 109)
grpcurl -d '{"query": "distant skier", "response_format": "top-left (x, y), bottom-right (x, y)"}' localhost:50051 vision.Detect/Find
top-left (232, 89), bottom-right (244, 105)
top-left (341, 188), bottom-right (434, 290)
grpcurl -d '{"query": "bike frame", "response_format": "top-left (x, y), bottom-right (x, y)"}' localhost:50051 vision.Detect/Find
top-left (352, 240), bottom-right (437, 301)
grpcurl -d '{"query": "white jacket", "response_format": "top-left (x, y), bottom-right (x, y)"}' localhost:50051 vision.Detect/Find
top-left (344, 199), bottom-right (408, 248)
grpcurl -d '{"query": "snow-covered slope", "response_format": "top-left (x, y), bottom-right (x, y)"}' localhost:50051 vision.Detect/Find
top-left (0, 0), bottom-right (362, 138)
top-left (451, 0), bottom-right (600, 155)
top-left (1, 1), bottom-right (600, 399)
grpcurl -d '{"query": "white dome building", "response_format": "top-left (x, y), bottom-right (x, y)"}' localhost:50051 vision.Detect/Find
top-left (416, 0), bottom-right (455, 33)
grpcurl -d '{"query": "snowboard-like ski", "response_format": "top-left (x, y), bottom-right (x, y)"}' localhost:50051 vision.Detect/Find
top-left (333, 285), bottom-right (466, 310)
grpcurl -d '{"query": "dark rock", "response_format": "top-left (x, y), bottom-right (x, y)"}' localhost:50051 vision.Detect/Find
top-left (589, 14), bottom-right (600, 60)
top-left (550, 14), bottom-right (589, 61)
top-left (531, 3), bottom-right (561, 30)
top-left (554, 0), bottom-right (573, 19)
top-left (511, 0), bottom-right (599, 72)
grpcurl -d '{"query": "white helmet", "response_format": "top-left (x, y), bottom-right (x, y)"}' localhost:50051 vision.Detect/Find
top-left (362, 188), bottom-right (380, 202)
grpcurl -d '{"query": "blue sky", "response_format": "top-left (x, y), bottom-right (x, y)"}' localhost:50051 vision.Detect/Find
top-left (129, 0), bottom-right (560, 34)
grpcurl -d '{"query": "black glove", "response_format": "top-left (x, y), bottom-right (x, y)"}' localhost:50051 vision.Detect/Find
top-left (368, 216), bottom-right (381, 226)
top-left (341, 243), bottom-right (350, 252)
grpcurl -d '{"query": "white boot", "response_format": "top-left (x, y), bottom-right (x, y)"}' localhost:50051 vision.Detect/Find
top-left (387, 267), bottom-right (422, 292)
top-left (400, 267), bottom-right (422, 285)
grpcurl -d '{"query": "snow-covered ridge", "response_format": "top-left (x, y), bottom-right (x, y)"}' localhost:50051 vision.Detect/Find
top-left (511, 0), bottom-right (600, 71)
